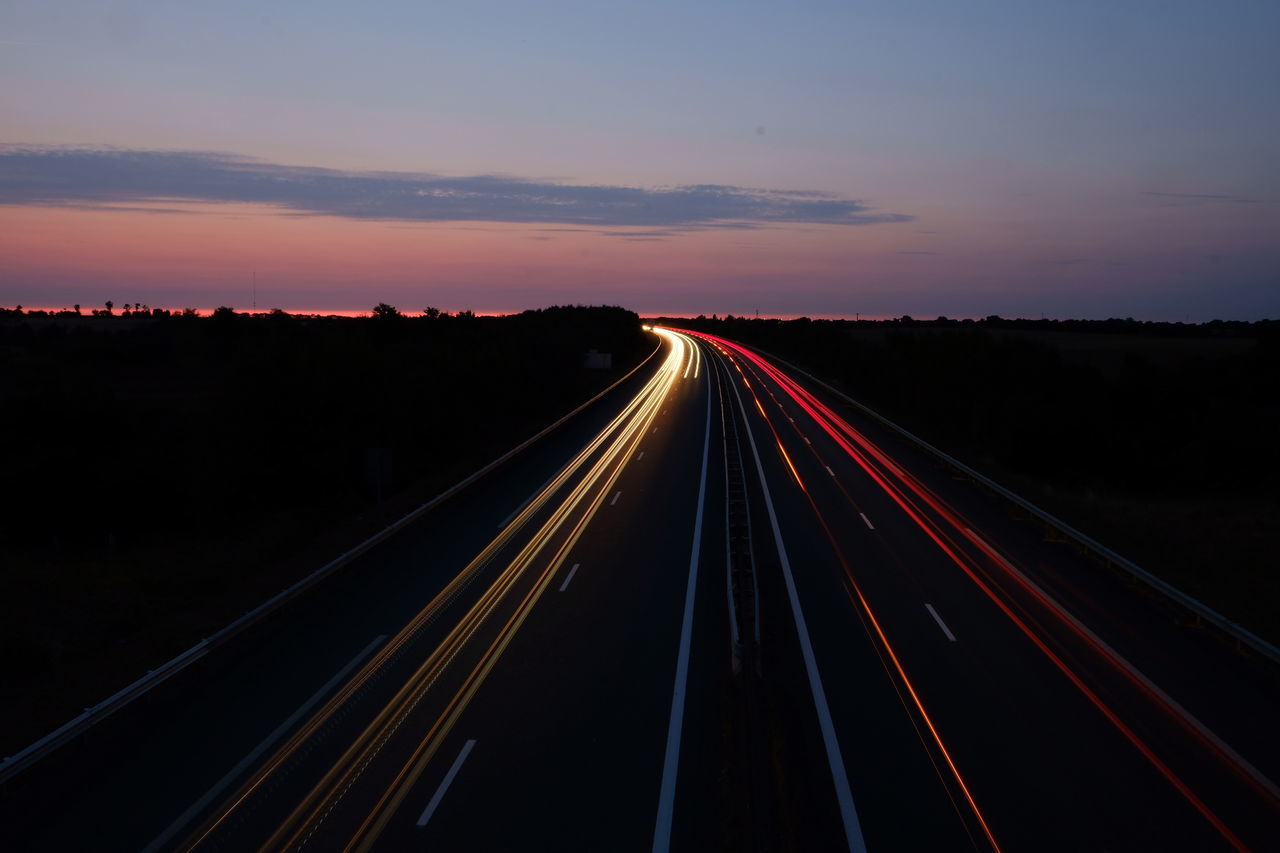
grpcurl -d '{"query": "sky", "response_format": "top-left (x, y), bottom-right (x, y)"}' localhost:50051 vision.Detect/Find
top-left (2, 0), bottom-right (1278, 319)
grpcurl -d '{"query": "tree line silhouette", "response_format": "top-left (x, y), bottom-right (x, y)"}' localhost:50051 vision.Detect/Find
top-left (1, 304), bottom-right (647, 558)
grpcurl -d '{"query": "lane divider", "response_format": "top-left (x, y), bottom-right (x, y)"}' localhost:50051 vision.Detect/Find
top-left (925, 605), bottom-right (957, 643)
top-left (559, 564), bottom-right (581, 593)
top-left (415, 739), bottom-right (476, 828)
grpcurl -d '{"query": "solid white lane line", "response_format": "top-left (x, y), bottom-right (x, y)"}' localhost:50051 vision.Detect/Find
top-left (416, 739), bottom-right (476, 827)
top-left (652, 363), bottom-right (712, 853)
top-left (859, 513), bottom-right (875, 531)
top-left (825, 465), bottom-right (835, 477)
top-left (610, 490), bottom-right (622, 506)
top-left (637, 451), bottom-right (645, 460)
top-left (729, 363), bottom-right (867, 853)
top-left (142, 634), bottom-right (388, 853)
top-left (925, 604), bottom-right (957, 642)
top-left (559, 563), bottom-right (581, 592)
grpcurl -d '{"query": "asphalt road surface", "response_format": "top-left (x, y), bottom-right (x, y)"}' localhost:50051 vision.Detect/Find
top-left (3, 327), bottom-right (1277, 851)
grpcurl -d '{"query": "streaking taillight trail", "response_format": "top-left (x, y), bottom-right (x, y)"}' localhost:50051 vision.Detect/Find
top-left (672, 327), bottom-right (1273, 851)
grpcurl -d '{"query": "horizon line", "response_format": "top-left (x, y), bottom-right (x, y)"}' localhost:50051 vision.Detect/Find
top-left (2, 305), bottom-right (1270, 325)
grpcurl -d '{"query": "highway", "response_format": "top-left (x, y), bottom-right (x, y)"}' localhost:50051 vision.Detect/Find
top-left (3, 326), bottom-right (1278, 851)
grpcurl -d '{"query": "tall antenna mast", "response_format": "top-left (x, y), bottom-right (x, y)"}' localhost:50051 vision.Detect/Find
top-left (252, 270), bottom-right (257, 311)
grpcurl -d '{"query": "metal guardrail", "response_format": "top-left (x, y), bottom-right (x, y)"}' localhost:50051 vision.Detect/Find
top-left (0, 341), bottom-right (664, 785)
top-left (754, 346), bottom-right (1280, 667)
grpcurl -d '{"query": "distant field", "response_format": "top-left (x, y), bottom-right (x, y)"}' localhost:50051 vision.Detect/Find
top-left (845, 325), bottom-right (1256, 373)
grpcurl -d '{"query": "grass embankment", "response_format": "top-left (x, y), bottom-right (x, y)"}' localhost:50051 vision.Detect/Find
top-left (670, 315), bottom-right (1280, 645)
top-left (0, 306), bottom-right (649, 755)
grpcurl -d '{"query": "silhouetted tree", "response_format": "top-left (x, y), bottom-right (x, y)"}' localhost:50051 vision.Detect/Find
top-left (371, 302), bottom-right (402, 319)
top-left (422, 306), bottom-right (441, 320)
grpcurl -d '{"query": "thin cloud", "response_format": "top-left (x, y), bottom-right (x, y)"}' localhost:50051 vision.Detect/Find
top-left (1143, 191), bottom-right (1268, 205)
top-left (0, 145), bottom-right (914, 230)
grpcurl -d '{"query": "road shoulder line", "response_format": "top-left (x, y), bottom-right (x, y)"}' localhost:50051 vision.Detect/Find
top-left (651, 335), bottom-right (713, 853)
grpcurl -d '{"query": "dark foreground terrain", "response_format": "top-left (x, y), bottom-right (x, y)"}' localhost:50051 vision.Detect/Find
top-left (667, 314), bottom-right (1280, 645)
top-left (4, 307), bottom-right (1275, 766)
top-left (0, 304), bottom-right (648, 754)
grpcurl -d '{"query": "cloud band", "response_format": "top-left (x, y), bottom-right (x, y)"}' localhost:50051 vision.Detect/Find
top-left (0, 145), bottom-right (912, 229)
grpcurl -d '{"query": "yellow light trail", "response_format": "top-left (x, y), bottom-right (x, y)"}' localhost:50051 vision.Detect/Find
top-left (181, 329), bottom-right (689, 851)
top-left (343, 332), bottom-right (690, 851)
top-left (182, 344), bottom-right (673, 846)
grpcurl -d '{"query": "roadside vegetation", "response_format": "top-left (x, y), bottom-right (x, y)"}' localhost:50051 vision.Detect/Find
top-left (0, 304), bottom-right (648, 754)
top-left (672, 314), bottom-right (1280, 645)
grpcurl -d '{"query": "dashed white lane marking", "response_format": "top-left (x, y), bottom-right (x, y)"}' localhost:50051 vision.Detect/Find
top-left (559, 563), bottom-right (581, 592)
top-left (417, 739), bottom-right (477, 827)
top-left (925, 604), bottom-right (957, 642)
top-left (637, 451), bottom-right (645, 460)
top-left (859, 512), bottom-right (875, 531)
top-left (610, 490), bottom-right (622, 506)
top-left (825, 465), bottom-right (835, 476)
